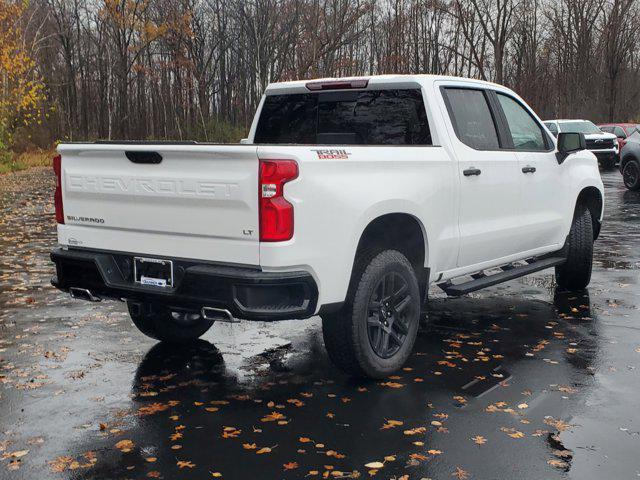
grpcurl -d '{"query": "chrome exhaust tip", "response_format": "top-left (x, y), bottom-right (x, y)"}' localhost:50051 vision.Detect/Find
top-left (201, 307), bottom-right (238, 323)
top-left (69, 287), bottom-right (101, 302)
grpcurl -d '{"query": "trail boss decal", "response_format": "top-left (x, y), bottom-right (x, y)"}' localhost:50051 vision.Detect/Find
top-left (312, 149), bottom-right (351, 160)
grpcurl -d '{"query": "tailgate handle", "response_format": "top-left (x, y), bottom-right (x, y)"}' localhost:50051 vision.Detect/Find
top-left (125, 151), bottom-right (162, 164)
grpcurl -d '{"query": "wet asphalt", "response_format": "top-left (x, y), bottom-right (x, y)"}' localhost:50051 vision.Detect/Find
top-left (0, 168), bottom-right (639, 480)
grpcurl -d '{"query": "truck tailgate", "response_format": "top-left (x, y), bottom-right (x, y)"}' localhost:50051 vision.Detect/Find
top-left (57, 144), bottom-right (260, 265)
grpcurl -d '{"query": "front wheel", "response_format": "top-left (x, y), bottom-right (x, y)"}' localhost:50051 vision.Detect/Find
top-left (322, 250), bottom-right (420, 378)
top-left (555, 206), bottom-right (593, 291)
top-left (622, 159), bottom-right (640, 191)
top-left (127, 302), bottom-right (214, 343)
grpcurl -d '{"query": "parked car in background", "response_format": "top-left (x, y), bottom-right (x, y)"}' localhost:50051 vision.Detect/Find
top-left (544, 119), bottom-right (619, 169)
top-left (598, 123), bottom-right (640, 151)
top-left (620, 129), bottom-right (640, 190)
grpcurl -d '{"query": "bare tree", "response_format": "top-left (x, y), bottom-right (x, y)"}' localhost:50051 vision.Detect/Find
top-left (17, 0), bottom-right (640, 147)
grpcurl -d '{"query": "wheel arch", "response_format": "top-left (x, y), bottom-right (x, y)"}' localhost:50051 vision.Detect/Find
top-left (576, 186), bottom-right (603, 240)
top-left (350, 213), bottom-right (429, 302)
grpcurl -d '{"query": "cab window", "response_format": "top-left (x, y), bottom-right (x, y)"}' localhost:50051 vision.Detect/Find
top-left (496, 93), bottom-right (548, 151)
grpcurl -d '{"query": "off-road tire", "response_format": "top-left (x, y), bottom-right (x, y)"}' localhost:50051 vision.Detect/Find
top-left (322, 250), bottom-right (420, 378)
top-left (127, 302), bottom-right (214, 343)
top-left (622, 159), bottom-right (640, 191)
top-left (555, 206), bottom-right (593, 290)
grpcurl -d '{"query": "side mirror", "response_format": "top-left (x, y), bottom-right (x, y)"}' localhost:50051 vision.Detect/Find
top-left (240, 138), bottom-right (251, 145)
top-left (556, 132), bottom-right (586, 164)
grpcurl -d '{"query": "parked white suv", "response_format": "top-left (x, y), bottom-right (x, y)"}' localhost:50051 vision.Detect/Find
top-left (544, 119), bottom-right (619, 169)
top-left (51, 75), bottom-right (604, 378)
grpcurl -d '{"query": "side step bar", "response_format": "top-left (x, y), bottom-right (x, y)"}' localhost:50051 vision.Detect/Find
top-left (438, 256), bottom-right (566, 297)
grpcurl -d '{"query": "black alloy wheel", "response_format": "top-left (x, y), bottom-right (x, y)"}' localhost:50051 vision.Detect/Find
top-left (367, 271), bottom-right (413, 359)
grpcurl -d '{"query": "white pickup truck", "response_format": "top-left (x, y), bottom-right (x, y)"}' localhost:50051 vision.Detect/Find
top-left (51, 75), bottom-right (604, 378)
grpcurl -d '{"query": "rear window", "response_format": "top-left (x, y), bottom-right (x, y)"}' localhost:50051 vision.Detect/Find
top-left (254, 89), bottom-right (431, 145)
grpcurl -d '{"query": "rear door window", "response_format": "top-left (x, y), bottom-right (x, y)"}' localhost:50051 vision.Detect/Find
top-left (254, 89), bottom-right (431, 145)
top-left (442, 88), bottom-right (500, 150)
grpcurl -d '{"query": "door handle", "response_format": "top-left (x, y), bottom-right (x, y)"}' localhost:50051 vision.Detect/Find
top-left (463, 167), bottom-right (482, 176)
top-left (522, 166), bottom-right (536, 174)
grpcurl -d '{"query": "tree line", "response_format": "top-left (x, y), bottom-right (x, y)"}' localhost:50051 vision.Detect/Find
top-left (4, 0), bottom-right (640, 147)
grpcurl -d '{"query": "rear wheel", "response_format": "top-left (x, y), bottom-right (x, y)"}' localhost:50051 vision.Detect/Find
top-left (555, 206), bottom-right (593, 291)
top-left (322, 250), bottom-right (420, 378)
top-left (622, 159), bottom-right (640, 191)
top-left (127, 302), bottom-right (214, 343)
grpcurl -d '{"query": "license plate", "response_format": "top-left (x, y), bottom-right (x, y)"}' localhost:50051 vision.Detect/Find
top-left (134, 257), bottom-right (173, 288)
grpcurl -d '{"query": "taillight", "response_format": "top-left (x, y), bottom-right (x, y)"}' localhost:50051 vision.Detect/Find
top-left (53, 154), bottom-right (64, 224)
top-left (259, 159), bottom-right (298, 242)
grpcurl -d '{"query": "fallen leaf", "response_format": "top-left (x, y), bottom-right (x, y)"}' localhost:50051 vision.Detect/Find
top-left (283, 462), bottom-right (299, 470)
top-left (410, 453), bottom-right (428, 461)
top-left (452, 466), bottom-right (469, 479)
top-left (381, 419), bottom-right (403, 430)
top-left (177, 460), bottom-right (196, 469)
top-left (379, 382), bottom-right (404, 388)
top-left (326, 450), bottom-right (346, 459)
top-left (548, 458), bottom-right (568, 469)
top-left (5, 450), bottom-right (28, 459)
top-left (544, 417), bottom-right (572, 432)
top-left (222, 426), bottom-right (241, 438)
top-left (364, 461), bottom-right (384, 469)
top-left (472, 435), bottom-right (486, 445)
top-left (261, 412), bottom-right (286, 422)
top-left (114, 440), bottom-right (134, 453)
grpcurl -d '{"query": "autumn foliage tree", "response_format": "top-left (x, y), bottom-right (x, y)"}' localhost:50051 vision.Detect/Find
top-left (0, 0), bottom-right (45, 153)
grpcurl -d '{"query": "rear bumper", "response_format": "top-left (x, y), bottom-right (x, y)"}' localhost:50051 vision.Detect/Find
top-left (50, 248), bottom-right (318, 321)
